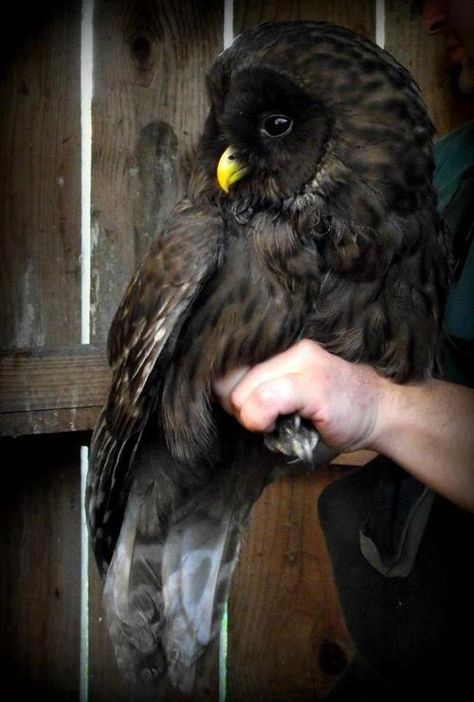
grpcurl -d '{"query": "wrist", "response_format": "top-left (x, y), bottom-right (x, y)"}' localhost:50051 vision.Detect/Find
top-left (367, 375), bottom-right (432, 455)
top-left (365, 371), bottom-right (402, 453)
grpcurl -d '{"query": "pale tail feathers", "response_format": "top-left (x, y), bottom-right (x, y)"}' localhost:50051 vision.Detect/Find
top-left (103, 482), bottom-right (168, 698)
top-left (102, 437), bottom-right (275, 698)
top-left (160, 438), bottom-right (279, 693)
top-left (161, 486), bottom-right (244, 693)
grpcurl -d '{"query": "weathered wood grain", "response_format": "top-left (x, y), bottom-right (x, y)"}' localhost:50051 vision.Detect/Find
top-left (0, 6), bottom-right (83, 700)
top-left (332, 449), bottom-right (377, 466)
top-left (88, 560), bottom-right (130, 702)
top-left (0, 1), bottom-right (81, 348)
top-left (228, 469), bottom-right (357, 702)
top-left (0, 346), bottom-right (109, 413)
top-left (91, 0), bottom-right (224, 343)
top-left (234, 0), bottom-right (375, 38)
top-left (0, 434), bottom-right (81, 699)
top-left (0, 345), bottom-right (109, 436)
top-left (0, 406), bottom-right (102, 439)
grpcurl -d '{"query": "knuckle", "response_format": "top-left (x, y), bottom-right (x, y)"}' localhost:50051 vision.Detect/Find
top-left (254, 383), bottom-right (277, 406)
top-left (294, 338), bottom-right (317, 361)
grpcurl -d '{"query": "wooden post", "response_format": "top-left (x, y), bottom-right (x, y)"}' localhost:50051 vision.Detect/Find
top-left (0, 2), bottom-right (83, 698)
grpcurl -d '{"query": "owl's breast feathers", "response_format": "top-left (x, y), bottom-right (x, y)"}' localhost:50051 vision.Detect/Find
top-left (160, 210), bottom-right (322, 465)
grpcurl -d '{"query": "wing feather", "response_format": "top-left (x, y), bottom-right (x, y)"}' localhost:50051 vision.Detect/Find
top-left (106, 200), bottom-right (224, 437)
top-left (87, 200), bottom-right (224, 573)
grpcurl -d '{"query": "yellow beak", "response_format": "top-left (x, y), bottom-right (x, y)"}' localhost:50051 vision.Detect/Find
top-left (216, 146), bottom-right (249, 193)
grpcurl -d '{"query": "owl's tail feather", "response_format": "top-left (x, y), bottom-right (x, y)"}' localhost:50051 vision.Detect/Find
top-left (102, 437), bottom-right (273, 698)
top-left (102, 441), bottom-right (211, 699)
top-left (102, 427), bottom-right (338, 698)
top-left (158, 431), bottom-right (338, 694)
top-left (102, 474), bottom-right (167, 698)
top-left (161, 438), bottom-right (276, 694)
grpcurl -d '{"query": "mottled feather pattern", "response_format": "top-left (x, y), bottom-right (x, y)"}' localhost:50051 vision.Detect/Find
top-left (88, 202), bottom-right (224, 571)
top-left (87, 21), bottom-right (450, 696)
top-left (106, 200), bottom-right (224, 436)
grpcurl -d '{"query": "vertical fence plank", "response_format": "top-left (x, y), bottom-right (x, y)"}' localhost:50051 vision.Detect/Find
top-left (228, 3), bottom-right (375, 700)
top-left (0, 1), bottom-right (81, 349)
top-left (0, 435), bottom-right (82, 700)
top-left (88, 2), bottom-right (224, 698)
top-left (385, 0), bottom-right (474, 136)
top-left (0, 3), bottom-right (83, 700)
top-left (234, 0), bottom-right (375, 38)
top-left (229, 471), bottom-right (357, 702)
top-left (90, 0), bottom-right (224, 344)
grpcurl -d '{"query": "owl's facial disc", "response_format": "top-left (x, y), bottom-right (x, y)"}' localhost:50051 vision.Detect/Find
top-left (211, 67), bottom-right (331, 202)
top-left (217, 146), bottom-right (249, 193)
top-left (217, 112), bottom-right (296, 193)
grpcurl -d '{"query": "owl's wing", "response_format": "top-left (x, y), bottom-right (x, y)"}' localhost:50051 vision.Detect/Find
top-left (87, 200), bottom-right (224, 575)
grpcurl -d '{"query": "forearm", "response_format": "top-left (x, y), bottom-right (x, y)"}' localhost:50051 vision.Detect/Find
top-left (214, 341), bottom-right (474, 512)
top-left (372, 378), bottom-right (474, 512)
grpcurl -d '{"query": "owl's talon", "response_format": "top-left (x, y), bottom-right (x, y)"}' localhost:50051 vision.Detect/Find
top-left (264, 413), bottom-right (319, 466)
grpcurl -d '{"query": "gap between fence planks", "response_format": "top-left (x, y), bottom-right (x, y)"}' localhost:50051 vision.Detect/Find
top-left (0, 345), bottom-right (110, 436)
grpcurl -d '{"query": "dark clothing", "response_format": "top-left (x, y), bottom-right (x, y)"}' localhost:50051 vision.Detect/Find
top-left (436, 122), bottom-right (474, 387)
top-left (320, 463), bottom-right (474, 699)
top-left (320, 122), bottom-right (474, 699)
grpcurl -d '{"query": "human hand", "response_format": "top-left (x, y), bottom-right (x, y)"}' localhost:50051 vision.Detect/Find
top-left (213, 339), bottom-right (389, 453)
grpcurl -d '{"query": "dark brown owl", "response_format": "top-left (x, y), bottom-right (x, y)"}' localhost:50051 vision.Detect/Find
top-left (87, 20), bottom-right (450, 697)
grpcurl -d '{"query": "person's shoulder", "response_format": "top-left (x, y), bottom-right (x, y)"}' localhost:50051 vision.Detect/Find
top-left (434, 120), bottom-right (474, 213)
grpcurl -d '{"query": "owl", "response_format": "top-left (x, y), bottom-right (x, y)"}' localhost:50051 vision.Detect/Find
top-left (87, 20), bottom-right (449, 697)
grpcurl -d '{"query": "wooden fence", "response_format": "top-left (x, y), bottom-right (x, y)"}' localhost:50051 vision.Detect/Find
top-left (0, 1), bottom-right (470, 700)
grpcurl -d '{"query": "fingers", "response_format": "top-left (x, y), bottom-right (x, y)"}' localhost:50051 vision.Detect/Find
top-left (213, 339), bottom-right (385, 452)
top-left (213, 366), bottom-right (249, 414)
top-left (231, 340), bottom-right (323, 410)
top-left (213, 340), bottom-right (327, 433)
top-left (233, 373), bottom-right (312, 432)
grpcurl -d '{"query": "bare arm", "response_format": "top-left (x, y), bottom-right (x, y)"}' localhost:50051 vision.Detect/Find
top-left (214, 340), bottom-right (474, 512)
top-left (374, 376), bottom-right (474, 511)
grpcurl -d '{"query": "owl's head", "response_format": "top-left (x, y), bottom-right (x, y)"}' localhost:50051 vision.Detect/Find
top-left (213, 64), bottom-right (331, 201)
top-left (197, 21), bottom-right (435, 227)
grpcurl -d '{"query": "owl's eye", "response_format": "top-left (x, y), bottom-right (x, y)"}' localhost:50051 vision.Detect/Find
top-left (261, 114), bottom-right (293, 138)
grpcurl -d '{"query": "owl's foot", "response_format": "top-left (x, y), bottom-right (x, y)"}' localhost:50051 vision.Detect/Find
top-left (264, 413), bottom-right (319, 466)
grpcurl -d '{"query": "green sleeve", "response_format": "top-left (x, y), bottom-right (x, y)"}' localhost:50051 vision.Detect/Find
top-left (434, 122), bottom-right (474, 387)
